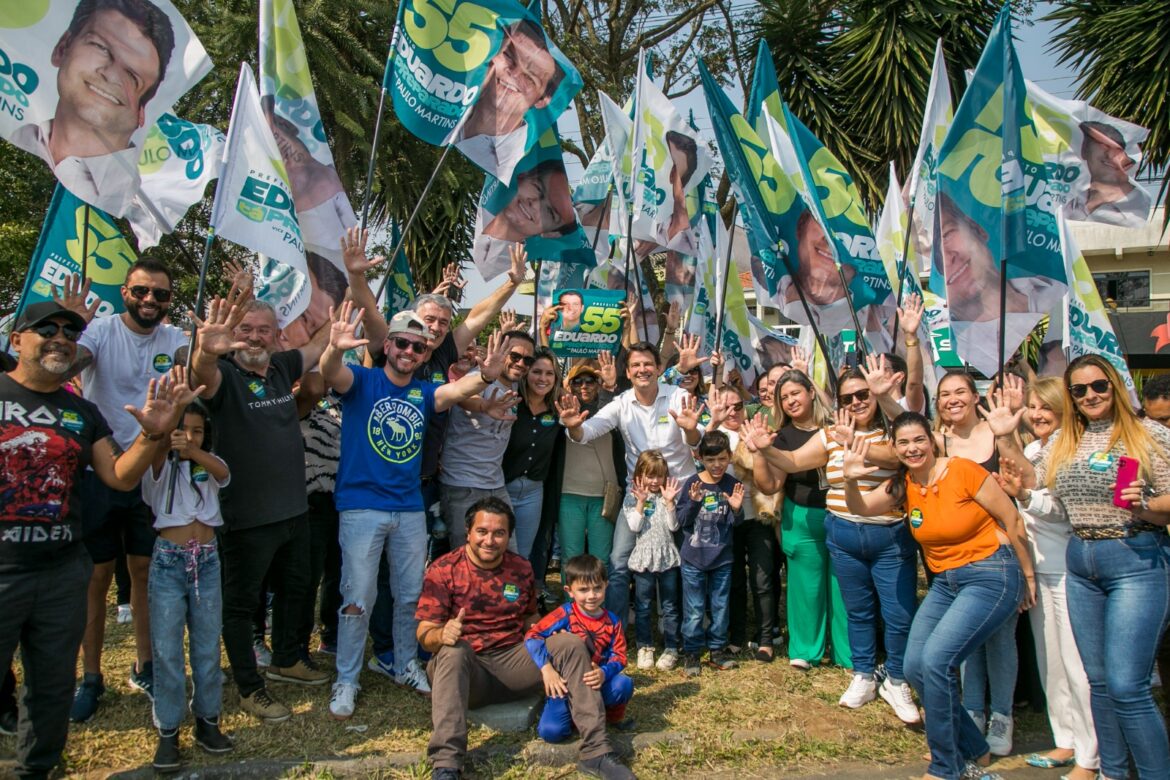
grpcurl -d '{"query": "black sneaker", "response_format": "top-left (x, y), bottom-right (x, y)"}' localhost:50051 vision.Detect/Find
top-left (194, 716), bottom-right (234, 754)
top-left (432, 768), bottom-right (461, 780)
top-left (152, 729), bottom-right (181, 772)
top-left (70, 672), bottom-right (105, 723)
top-left (0, 708), bottom-right (16, 736)
top-left (577, 752), bottom-right (635, 779)
top-left (129, 661), bottom-right (154, 702)
top-left (682, 653), bottom-right (702, 677)
top-left (708, 649), bottom-right (739, 671)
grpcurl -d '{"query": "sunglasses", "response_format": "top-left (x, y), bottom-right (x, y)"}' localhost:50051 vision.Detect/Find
top-left (127, 285), bottom-right (173, 303)
top-left (507, 351), bottom-right (536, 367)
top-left (838, 388), bottom-right (871, 405)
top-left (570, 375), bottom-right (598, 386)
top-left (1069, 379), bottom-right (1111, 399)
top-left (28, 321), bottom-right (82, 342)
top-left (728, 402), bottom-right (745, 411)
top-left (391, 337), bottom-right (427, 355)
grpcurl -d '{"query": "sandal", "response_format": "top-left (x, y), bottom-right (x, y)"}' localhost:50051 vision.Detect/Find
top-left (1024, 753), bottom-right (1076, 769)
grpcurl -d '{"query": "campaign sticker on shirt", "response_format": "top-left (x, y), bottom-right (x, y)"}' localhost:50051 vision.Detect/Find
top-left (642, 499), bottom-right (654, 517)
top-left (1087, 451), bottom-right (1116, 472)
top-left (247, 380), bottom-right (267, 399)
top-left (430, 371), bottom-right (446, 385)
top-left (502, 582), bottom-right (520, 602)
top-left (909, 507), bottom-right (924, 528)
top-left (192, 464), bottom-right (209, 483)
top-left (539, 413), bottom-right (556, 427)
top-left (657, 415), bottom-right (670, 424)
top-left (407, 388), bottom-right (424, 405)
top-left (153, 353), bottom-right (174, 373)
top-left (701, 492), bottom-right (720, 512)
top-left (60, 410), bottom-right (84, 433)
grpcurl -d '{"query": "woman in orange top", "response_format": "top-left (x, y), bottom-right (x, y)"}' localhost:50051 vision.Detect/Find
top-left (843, 412), bottom-right (1035, 780)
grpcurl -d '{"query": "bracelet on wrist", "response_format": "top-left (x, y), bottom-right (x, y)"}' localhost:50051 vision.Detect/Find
top-left (140, 429), bottom-right (165, 442)
top-left (904, 339), bottom-right (919, 348)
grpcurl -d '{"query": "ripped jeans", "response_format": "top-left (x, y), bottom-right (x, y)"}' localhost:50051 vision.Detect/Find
top-left (336, 510), bottom-right (428, 686)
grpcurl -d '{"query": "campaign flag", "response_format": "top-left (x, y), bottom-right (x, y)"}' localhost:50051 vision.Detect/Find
top-left (470, 125), bottom-right (592, 281)
top-left (934, 3), bottom-right (1067, 377)
top-left (16, 184), bottom-right (135, 321)
top-left (0, 0), bottom-right (211, 217)
top-left (213, 64), bottom-right (309, 326)
top-left (387, 0), bottom-right (582, 185)
top-left (685, 216), bottom-right (759, 385)
top-left (747, 313), bottom-right (801, 371)
top-left (1026, 80), bottom-right (1152, 229)
top-left (548, 288), bottom-right (625, 357)
top-left (127, 113), bottom-right (226, 248)
top-left (875, 162), bottom-right (933, 335)
top-left (907, 39), bottom-right (954, 276)
top-left (628, 51), bottom-right (711, 256)
top-left (260, 0), bottom-right (356, 269)
top-left (379, 221), bottom-right (417, 319)
top-left (536, 260), bottom-right (587, 313)
top-left (602, 242), bottom-right (659, 345)
top-left (1058, 210), bottom-right (1134, 394)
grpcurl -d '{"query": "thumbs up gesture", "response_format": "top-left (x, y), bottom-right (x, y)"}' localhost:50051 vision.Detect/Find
top-left (441, 608), bottom-right (467, 646)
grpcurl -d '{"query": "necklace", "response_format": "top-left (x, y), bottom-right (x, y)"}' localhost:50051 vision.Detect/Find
top-left (910, 460), bottom-right (949, 497)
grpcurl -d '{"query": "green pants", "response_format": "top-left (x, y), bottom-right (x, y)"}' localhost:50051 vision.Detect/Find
top-left (781, 501), bottom-right (851, 667)
top-left (558, 493), bottom-right (614, 567)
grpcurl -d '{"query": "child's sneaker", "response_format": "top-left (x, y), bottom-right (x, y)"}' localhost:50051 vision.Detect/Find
top-left (682, 652), bottom-right (702, 677)
top-left (656, 649), bottom-right (679, 671)
top-left (116, 604), bottom-right (132, 624)
top-left (707, 649), bottom-right (738, 671)
top-left (637, 647), bottom-right (655, 670)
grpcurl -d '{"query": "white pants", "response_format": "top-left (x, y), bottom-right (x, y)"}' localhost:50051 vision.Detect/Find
top-left (1030, 571), bottom-right (1099, 770)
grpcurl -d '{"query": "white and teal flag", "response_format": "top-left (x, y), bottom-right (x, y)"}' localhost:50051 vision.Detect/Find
top-left (908, 39), bottom-right (953, 276)
top-left (213, 64), bottom-right (309, 325)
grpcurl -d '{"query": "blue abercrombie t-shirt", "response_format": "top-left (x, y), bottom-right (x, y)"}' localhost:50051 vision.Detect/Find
top-left (336, 366), bottom-right (438, 512)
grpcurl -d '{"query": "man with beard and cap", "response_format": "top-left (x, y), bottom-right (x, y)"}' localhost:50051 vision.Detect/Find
top-left (189, 296), bottom-right (333, 723)
top-left (52, 259), bottom-right (188, 724)
top-left (0, 301), bottom-right (195, 779)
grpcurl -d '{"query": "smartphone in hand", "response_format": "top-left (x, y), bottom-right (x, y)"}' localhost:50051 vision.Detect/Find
top-left (1113, 456), bottom-right (1141, 509)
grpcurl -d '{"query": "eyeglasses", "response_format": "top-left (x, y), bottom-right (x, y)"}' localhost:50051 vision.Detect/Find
top-left (28, 322), bottom-right (82, 342)
top-left (570, 375), bottom-right (598, 386)
top-left (838, 389), bottom-right (871, 405)
top-left (127, 285), bottom-right (173, 303)
top-left (728, 402), bottom-right (745, 411)
top-left (507, 351), bottom-right (536, 367)
top-left (1069, 379), bottom-right (1111, 399)
top-left (391, 337), bottom-right (427, 355)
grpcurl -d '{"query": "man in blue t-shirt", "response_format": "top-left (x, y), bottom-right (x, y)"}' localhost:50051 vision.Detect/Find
top-left (319, 303), bottom-right (509, 720)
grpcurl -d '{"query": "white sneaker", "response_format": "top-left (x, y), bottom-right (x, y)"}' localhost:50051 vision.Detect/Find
top-left (878, 678), bottom-right (921, 724)
top-left (967, 708), bottom-right (986, 735)
top-left (394, 658), bottom-right (432, 697)
top-left (637, 647), bottom-right (655, 670)
top-left (329, 682), bottom-right (357, 720)
top-left (838, 673), bottom-right (877, 708)
top-left (253, 639), bottom-right (272, 668)
top-left (985, 711), bottom-right (1013, 756)
top-left (116, 604), bottom-right (132, 624)
top-left (789, 658), bottom-right (812, 671)
top-left (656, 649), bottom-right (679, 671)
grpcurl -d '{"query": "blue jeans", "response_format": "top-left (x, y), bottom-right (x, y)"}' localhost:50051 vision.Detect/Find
top-left (506, 476), bottom-right (544, 561)
top-left (960, 611), bottom-right (1018, 717)
top-left (633, 568), bottom-right (681, 650)
top-left (1066, 532), bottom-right (1170, 779)
top-left (680, 562), bottom-right (732, 654)
top-left (537, 672), bottom-right (634, 743)
top-left (337, 510), bottom-right (427, 685)
top-left (148, 538), bottom-right (223, 730)
top-left (904, 547), bottom-right (1024, 780)
top-left (823, 514), bottom-right (917, 679)
top-left (605, 513), bottom-right (637, 622)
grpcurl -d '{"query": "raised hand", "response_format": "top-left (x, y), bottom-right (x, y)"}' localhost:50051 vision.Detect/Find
top-left (661, 476), bottom-right (681, 504)
top-left (482, 389), bottom-right (521, 421)
top-left (790, 346), bottom-right (810, 376)
top-left (540, 304), bottom-right (561, 331)
top-left (726, 483), bottom-right (745, 511)
top-left (432, 262), bottom-right (467, 297)
top-left (830, 408), bottom-right (856, 447)
top-left (630, 475), bottom-right (649, 503)
top-left (477, 330), bottom-right (507, 382)
top-left (688, 479), bottom-right (704, 502)
top-left (52, 273), bottom-right (100, 323)
top-left (1000, 372), bottom-right (1026, 413)
top-left (498, 308), bottom-right (519, 334)
top-left (861, 353), bottom-right (897, 397)
top-left (740, 413), bottom-right (774, 452)
top-left (999, 457), bottom-right (1025, 499)
top-left (898, 292), bottom-right (924, 335)
top-left (328, 300), bottom-right (369, 351)
top-left (340, 226), bottom-right (384, 275)
top-left (167, 365), bottom-right (203, 404)
top-left (666, 301), bottom-right (681, 333)
top-left (507, 243), bottom-right (528, 286)
top-left (676, 333), bottom-right (710, 375)
top-left (555, 392), bottom-right (590, 428)
top-left (842, 437), bottom-right (879, 481)
top-left (670, 392), bottom-right (705, 432)
top-left (705, 391), bottom-right (729, 430)
top-left (597, 350), bottom-right (617, 389)
top-left (441, 607), bottom-right (466, 646)
top-left (192, 297), bottom-right (249, 357)
top-left (977, 389), bottom-right (1026, 438)
top-left (126, 367), bottom-right (206, 437)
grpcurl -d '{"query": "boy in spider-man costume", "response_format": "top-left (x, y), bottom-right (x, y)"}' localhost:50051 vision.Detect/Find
top-left (525, 554), bottom-right (634, 742)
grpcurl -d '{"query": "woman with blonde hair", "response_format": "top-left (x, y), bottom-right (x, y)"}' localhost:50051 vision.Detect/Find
top-left (1023, 354), bottom-right (1170, 779)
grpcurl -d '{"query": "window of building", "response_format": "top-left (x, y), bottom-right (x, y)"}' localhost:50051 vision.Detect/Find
top-left (1093, 270), bottom-right (1150, 308)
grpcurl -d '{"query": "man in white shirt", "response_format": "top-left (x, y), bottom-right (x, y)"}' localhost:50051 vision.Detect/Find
top-left (58, 258), bottom-right (188, 723)
top-left (555, 340), bottom-right (705, 622)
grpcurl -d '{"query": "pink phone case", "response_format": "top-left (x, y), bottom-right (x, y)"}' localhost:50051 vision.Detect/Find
top-left (1113, 456), bottom-right (1140, 509)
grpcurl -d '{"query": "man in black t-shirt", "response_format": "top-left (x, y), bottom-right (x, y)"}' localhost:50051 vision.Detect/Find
top-left (190, 298), bottom-right (332, 723)
top-left (0, 302), bottom-right (190, 778)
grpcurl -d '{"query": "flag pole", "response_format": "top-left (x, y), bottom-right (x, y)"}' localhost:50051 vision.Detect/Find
top-left (81, 204), bottom-right (91, 281)
top-left (889, 195), bottom-right (917, 340)
top-left (373, 144), bottom-right (455, 305)
top-left (359, 52), bottom-right (393, 231)
top-left (620, 211), bottom-right (640, 341)
top-left (713, 201), bottom-right (740, 350)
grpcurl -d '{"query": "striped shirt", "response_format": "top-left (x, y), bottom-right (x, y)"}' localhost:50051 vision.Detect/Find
top-left (302, 399), bottom-right (341, 495)
top-left (820, 427), bottom-right (902, 524)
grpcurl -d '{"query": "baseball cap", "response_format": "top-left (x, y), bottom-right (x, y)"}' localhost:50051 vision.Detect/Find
top-left (13, 302), bottom-right (87, 334)
top-left (386, 310), bottom-right (433, 340)
top-left (566, 360), bottom-right (601, 383)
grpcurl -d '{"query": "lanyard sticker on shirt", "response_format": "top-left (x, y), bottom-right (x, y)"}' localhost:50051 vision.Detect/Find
top-left (502, 582), bottom-right (520, 602)
top-left (1087, 450), bottom-right (1116, 473)
top-left (701, 492), bottom-right (720, 512)
top-left (909, 507), bottom-right (924, 528)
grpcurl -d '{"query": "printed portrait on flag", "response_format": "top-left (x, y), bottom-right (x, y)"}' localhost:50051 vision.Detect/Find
top-left (0, 0), bottom-right (211, 216)
top-left (1063, 120), bottom-right (1150, 225)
